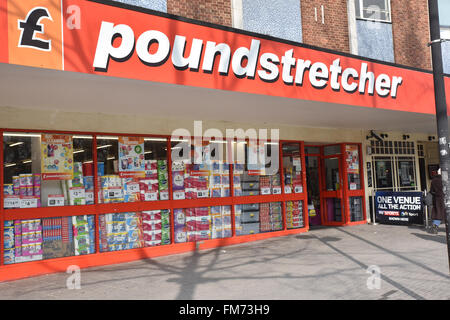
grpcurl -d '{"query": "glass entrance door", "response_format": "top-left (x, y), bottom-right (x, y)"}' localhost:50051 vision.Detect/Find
top-left (321, 145), bottom-right (345, 225)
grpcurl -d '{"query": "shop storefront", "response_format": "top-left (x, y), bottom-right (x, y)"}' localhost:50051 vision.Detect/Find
top-left (0, 0), bottom-right (449, 281)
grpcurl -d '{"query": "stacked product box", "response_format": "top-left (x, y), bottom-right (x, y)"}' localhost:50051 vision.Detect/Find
top-left (234, 205), bottom-right (242, 235)
top-left (284, 167), bottom-right (303, 194)
top-left (4, 174), bottom-right (41, 209)
top-left (65, 162), bottom-right (86, 206)
top-left (3, 221), bottom-right (15, 264)
top-left (142, 210), bottom-right (171, 247)
top-left (259, 202), bottom-right (271, 232)
top-left (173, 208), bottom-right (187, 243)
top-left (42, 217), bottom-right (74, 259)
top-left (233, 164), bottom-right (244, 196)
top-left (286, 201), bottom-right (304, 229)
top-left (172, 161), bottom-right (187, 200)
top-left (210, 206), bottom-right (223, 239)
top-left (210, 206), bottom-right (232, 239)
top-left (13, 219), bottom-right (43, 263)
top-left (157, 160), bottom-right (169, 200)
top-left (123, 178), bottom-right (141, 202)
top-left (270, 202), bottom-right (283, 231)
top-left (83, 176), bottom-right (94, 205)
top-left (72, 215), bottom-right (94, 255)
top-left (210, 161), bottom-right (230, 198)
top-left (185, 207), bottom-right (212, 242)
top-left (101, 212), bottom-right (144, 252)
top-left (42, 217), bottom-right (63, 260)
top-left (241, 172), bottom-right (260, 196)
top-left (270, 175), bottom-right (282, 194)
top-left (240, 203), bottom-right (260, 235)
top-left (259, 176), bottom-right (271, 195)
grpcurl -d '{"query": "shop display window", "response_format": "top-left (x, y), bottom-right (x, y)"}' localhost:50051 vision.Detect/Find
top-left (282, 143), bottom-right (303, 194)
top-left (173, 206), bottom-right (232, 242)
top-left (171, 140), bottom-right (231, 200)
top-left (3, 214), bottom-right (96, 264)
top-left (345, 144), bottom-right (361, 190)
top-left (99, 210), bottom-right (171, 252)
top-left (3, 133), bottom-right (94, 209)
top-left (234, 202), bottom-right (283, 235)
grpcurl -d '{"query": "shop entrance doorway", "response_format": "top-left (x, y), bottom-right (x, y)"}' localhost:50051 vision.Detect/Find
top-left (305, 143), bottom-right (366, 227)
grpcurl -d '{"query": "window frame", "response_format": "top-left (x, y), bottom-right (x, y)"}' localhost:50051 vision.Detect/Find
top-left (355, 0), bottom-right (392, 23)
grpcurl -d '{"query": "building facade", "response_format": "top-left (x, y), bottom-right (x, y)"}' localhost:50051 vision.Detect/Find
top-left (0, 0), bottom-right (449, 281)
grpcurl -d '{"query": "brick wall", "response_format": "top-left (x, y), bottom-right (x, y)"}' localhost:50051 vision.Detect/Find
top-left (167, 0), bottom-right (232, 27)
top-left (391, 0), bottom-right (432, 70)
top-left (301, 0), bottom-right (350, 53)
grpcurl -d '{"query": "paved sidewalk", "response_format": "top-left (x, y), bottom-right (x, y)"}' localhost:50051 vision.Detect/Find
top-left (0, 224), bottom-right (449, 300)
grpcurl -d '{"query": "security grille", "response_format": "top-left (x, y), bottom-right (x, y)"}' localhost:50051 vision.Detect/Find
top-left (370, 140), bottom-right (415, 155)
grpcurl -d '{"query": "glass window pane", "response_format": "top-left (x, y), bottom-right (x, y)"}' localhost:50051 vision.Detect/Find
top-left (171, 140), bottom-right (230, 199)
top-left (350, 197), bottom-right (364, 222)
top-left (304, 146), bottom-right (320, 154)
top-left (324, 145), bottom-right (341, 156)
top-left (3, 133), bottom-right (94, 209)
top-left (397, 158), bottom-right (416, 188)
top-left (374, 158), bottom-right (393, 189)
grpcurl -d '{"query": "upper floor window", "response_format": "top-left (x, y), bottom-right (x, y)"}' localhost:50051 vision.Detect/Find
top-left (355, 0), bottom-right (391, 23)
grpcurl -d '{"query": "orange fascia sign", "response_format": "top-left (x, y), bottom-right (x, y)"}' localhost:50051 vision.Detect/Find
top-left (1, 0), bottom-right (450, 114)
top-left (93, 23), bottom-right (403, 98)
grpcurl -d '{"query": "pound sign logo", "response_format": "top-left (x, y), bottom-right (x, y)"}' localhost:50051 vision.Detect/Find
top-left (18, 7), bottom-right (53, 51)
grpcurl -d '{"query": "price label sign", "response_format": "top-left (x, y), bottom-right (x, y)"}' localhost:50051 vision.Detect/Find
top-left (69, 187), bottom-right (85, 199)
top-left (85, 192), bottom-right (94, 203)
top-left (261, 187), bottom-right (271, 195)
top-left (144, 192), bottom-right (158, 201)
top-left (197, 189), bottom-right (209, 198)
top-left (107, 188), bottom-right (123, 199)
top-left (284, 186), bottom-right (292, 194)
top-left (127, 183), bottom-right (140, 193)
top-left (4, 196), bottom-right (20, 209)
top-left (160, 191), bottom-right (169, 200)
top-left (272, 187), bottom-right (282, 194)
top-left (20, 197), bottom-right (38, 209)
top-left (294, 185), bottom-right (303, 193)
top-left (173, 191), bottom-right (186, 200)
top-left (48, 195), bottom-right (65, 207)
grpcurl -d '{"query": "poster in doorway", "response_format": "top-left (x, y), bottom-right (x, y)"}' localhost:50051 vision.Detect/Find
top-left (345, 145), bottom-right (359, 174)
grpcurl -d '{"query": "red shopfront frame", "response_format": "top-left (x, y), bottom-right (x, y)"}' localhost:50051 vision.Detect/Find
top-left (0, 129), bottom-right (309, 281)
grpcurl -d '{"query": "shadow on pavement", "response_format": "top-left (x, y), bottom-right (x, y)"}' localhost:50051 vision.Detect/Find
top-left (411, 233), bottom-right (447, 244)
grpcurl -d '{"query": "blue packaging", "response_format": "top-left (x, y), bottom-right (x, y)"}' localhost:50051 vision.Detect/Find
top-left (97, 162), bottom-right (105, 177)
